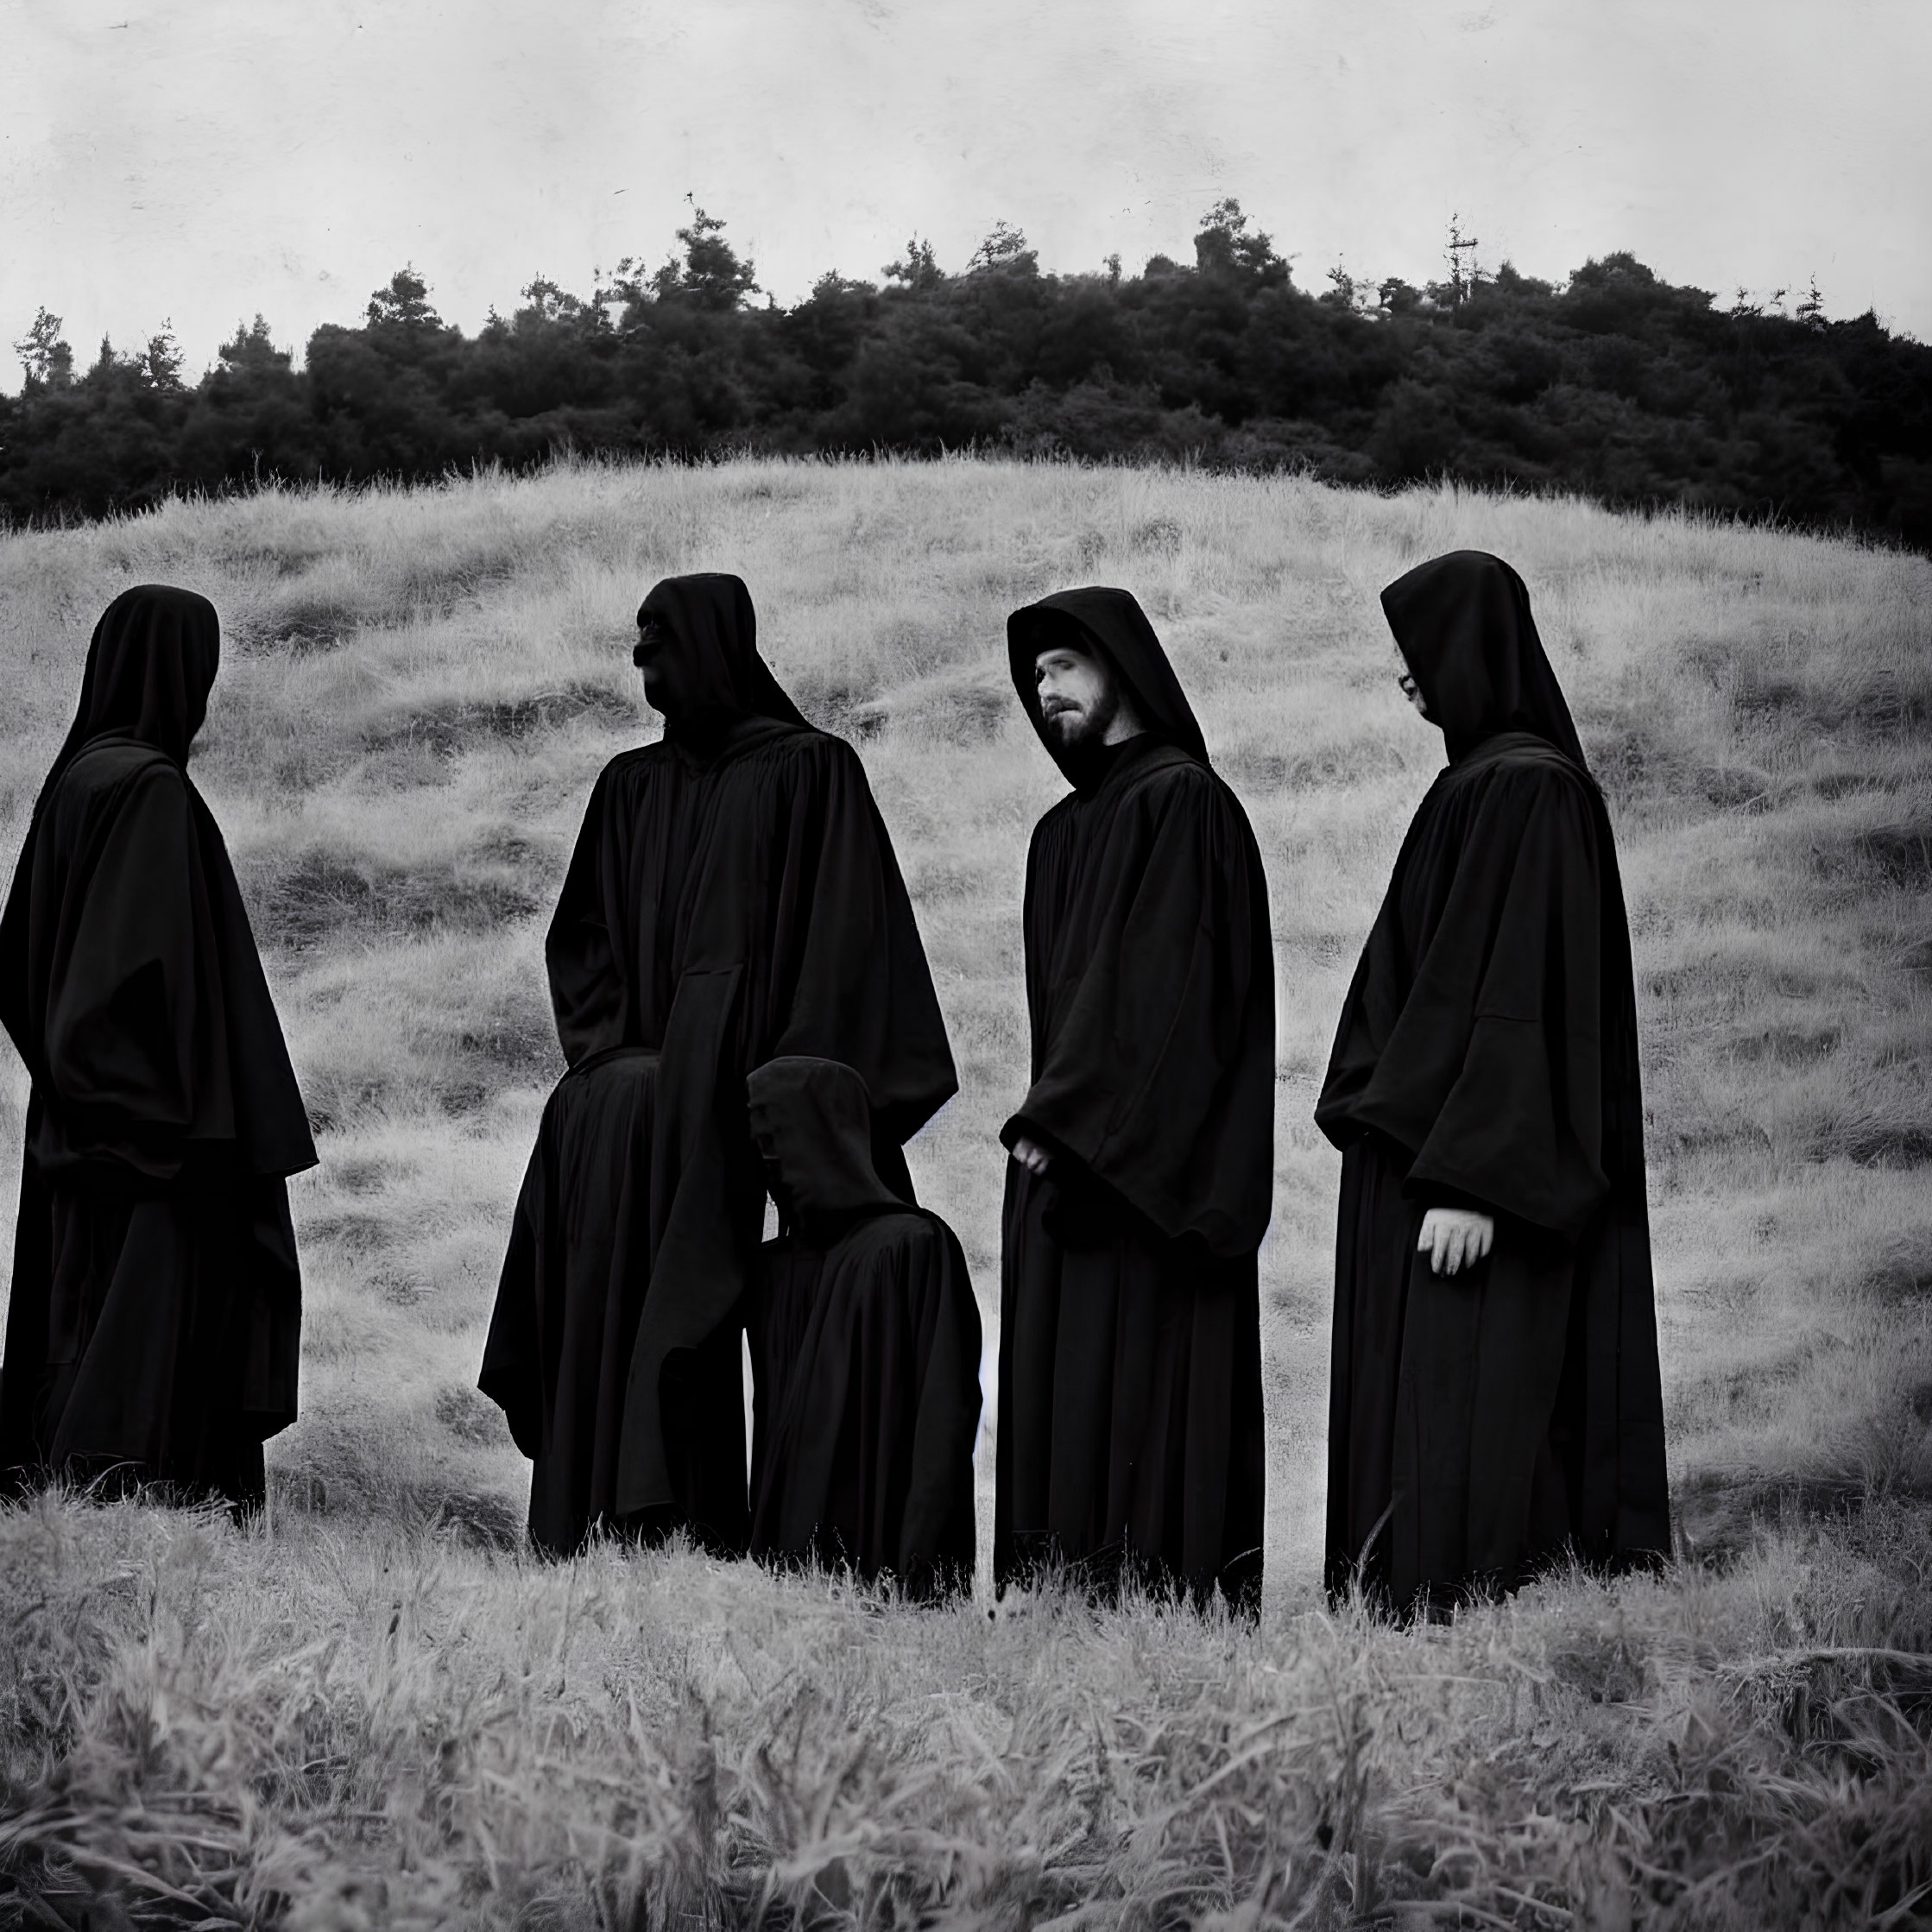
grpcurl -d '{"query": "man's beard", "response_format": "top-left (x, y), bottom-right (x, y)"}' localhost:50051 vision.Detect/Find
top-left (1043, 687), bottom-right (1120, 752)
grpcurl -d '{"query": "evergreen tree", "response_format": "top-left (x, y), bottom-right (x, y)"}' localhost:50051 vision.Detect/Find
top-left (1193, 199), bottom-right (1288, 285)
top-left (367, 268), bottom-right (442, 331)
top-left (652, 209), bottom-right (760, 312)
top-left (14, 309), bottom-right (74, 391)
top-left (884, 238), bottom-right (944, 291)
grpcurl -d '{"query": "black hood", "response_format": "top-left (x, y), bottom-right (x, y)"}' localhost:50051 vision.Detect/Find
top-left (635, 572), bottom-right (811, 736)
top-left (1380, 551), bottom-right (1587, 767)
top-left (1007, 587), bottom-right (1209, 784)
top-left (44, 584), bottom-right (220, 790)
top-left (3, 581), bottom-right (225, 1071)
top-left (747, 1056), bottom-right (902, 1229)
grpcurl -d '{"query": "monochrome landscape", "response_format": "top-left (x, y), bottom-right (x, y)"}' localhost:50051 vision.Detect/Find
top-left (1, 457), bottom-right (1929, 1925)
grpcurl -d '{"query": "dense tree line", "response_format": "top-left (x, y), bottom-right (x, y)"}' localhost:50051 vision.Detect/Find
top-left (6, 203), bottom-right (1929, 547)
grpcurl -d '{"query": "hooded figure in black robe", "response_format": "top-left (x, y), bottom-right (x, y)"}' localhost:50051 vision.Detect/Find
top-left (1316, 550), bottom-right (1670, 1614)
top-left (479, 574), bottom-right (957, 1558)
top-left (994, 588), bottom-right (1274, 1612)
top-left (0, 586), bottom-right (315, 1508)
top-left (744, 1056), bottom-right (981, 1596)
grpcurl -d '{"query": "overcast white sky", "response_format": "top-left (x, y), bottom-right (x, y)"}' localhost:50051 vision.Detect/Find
top-left (4, 0), bottom-right (1929, 383)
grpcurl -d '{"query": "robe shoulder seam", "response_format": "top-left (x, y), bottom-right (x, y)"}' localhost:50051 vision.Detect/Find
top-left (1443, 750), bottom-right (1599, 811)
top-left (724, 727), bottom-right (851, 771)
top-left (57, 740), bottom-right (183, 797)
top-left (1120, 753), bottom-right (1218, 800)
top-left (597, 742), bottom-right (674, 781)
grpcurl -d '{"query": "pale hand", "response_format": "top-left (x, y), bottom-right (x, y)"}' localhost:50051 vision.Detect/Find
top-left (1012, 1134), bottom-right (1052, 1176)
top-left (1418, 1207), bottom-right (1495, 1277)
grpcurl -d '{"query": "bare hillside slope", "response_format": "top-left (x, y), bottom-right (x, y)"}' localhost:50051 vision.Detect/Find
top-left (1, 460), bottom-right (1928, 1927)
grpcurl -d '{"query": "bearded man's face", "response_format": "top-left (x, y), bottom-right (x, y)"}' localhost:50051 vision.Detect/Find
top-left (1034, 646), bottom-right (1122, 750)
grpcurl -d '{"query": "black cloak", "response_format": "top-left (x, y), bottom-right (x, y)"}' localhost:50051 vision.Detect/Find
top-left (1316, 550), bottom-right (1670, 1612)
top-left (0, 586), bottom-right (314, 1506)
top-left (994, 587), bottom-right (1273, 1610)
top-left (744, 1057), bottom-right (981, 1596)
top-left (479, 573), bottom-right (957, 1557)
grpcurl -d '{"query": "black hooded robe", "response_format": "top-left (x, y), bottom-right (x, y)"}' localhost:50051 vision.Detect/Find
top-left (994, 588), bottom-right (1274, 1612)
top-left (1316, 551), bottom-right (1670, 1613)
top-left (0, 587), bottom-right (315, 1508)
top-left (479, 574), bottom-right (957, 1558)
top-left (744, 1057), bottom-right (981, 1597)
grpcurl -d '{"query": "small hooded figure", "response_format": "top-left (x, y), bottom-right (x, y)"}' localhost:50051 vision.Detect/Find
top-left (745, 1056), bottom-right (982, 1597)
top-left (480, 574), bottom-right (957, 1558)
top-left (0, 586), bottom-right (315, 1507)
top-left (1316, 550), bottom-right (1670, 1615)
top-left (995, 587), bottom-right (1275, 1613)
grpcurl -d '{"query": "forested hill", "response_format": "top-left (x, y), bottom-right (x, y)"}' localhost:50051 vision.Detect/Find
top-left (6, 202), bottom-right (1930, 547)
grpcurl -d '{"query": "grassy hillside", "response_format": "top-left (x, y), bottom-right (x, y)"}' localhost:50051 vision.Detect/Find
top-left (1, 459), bottom-right (1929, 1927)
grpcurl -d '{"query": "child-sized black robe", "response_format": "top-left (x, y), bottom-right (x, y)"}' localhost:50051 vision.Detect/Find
top-left (745, 1057), bottom-right (981, 1596)
top-left (0, 587), bottom-right (315, 1508)
top-left (1316, 550), bottom-right (1670, 1613)
top-left (479, 574), bottom-right (957, 1558)
top-left (995, 588), bottom-right (1274, 1613)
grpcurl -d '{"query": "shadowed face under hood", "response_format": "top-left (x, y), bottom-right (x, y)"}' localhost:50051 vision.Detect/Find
top-left (1007, 586), bottom-right (1209, 785)
top-left (49, 584), bottom-right (221, 786)
top-left (747, 1056), bottom-right (902, 1229)
top-left (635, 572), bottom-right (811, 735)
top-left (1380, 551), bottom-right (1587, 767)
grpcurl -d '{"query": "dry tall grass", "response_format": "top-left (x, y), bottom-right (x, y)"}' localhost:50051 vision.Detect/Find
top-left (1, 458), bottom-right (1928, 1928)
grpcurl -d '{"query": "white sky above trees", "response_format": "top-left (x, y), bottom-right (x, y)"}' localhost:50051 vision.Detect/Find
top-left (4, 0), bottom-right (1929, 382)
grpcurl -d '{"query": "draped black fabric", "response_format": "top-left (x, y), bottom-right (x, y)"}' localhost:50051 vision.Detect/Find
top-left (1316, 551), bottom-right (1670, 1612)
top-left (744, 1058), bottom-right (980, 1596)
top-left (0, 587), bottom-right (313, 1506)
top-left (480, 576), bottom-right (957, 1556)
top-left (994, 590), bottom-right (1272, 1610)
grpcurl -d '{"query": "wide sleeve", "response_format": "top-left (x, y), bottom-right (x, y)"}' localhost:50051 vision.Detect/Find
top-left (1008, 771), bottom-right (1275, 1257)
top-left (1398, 768), bottom-right (1608, 1240)
top-left (478, 1159), bottom-right (546, 1460)
top-left (188, 789), bottom-right (317, 1178)
top-left (545, 765), bottom-right (628, 1065)
top-left (765, 739), bottom-right (957, 1143)
top-left (41, 764), bottom-right (205, 1163)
